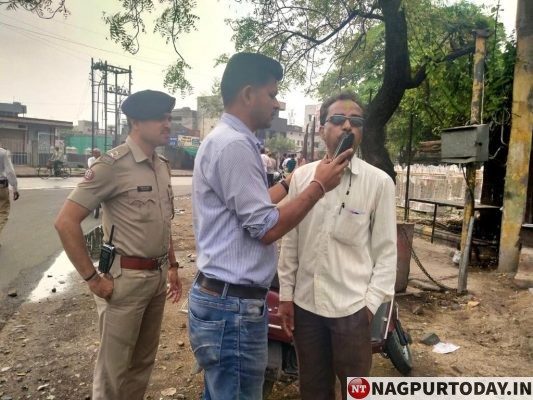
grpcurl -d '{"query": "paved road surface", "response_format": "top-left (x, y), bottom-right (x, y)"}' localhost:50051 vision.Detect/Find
top-left (0, 176), bottom-right (192, 297)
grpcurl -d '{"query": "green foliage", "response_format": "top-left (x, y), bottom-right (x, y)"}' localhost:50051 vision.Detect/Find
top-left (265, 134), bottom-right (296, 155)
top-left (313, 0), bottom-right (515, 160)
top-left (163, 58), bottom-right (193, 96)
top-left (101, 0), bottom-right (198, 95)
top-left (1, 0), bottom-right (68, 18)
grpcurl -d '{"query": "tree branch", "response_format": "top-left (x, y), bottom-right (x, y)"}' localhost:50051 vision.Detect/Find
top-left (408, 45), bottom-right (474, 88)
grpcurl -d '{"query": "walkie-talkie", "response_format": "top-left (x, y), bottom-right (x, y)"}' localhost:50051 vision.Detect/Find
top-left (98, 225), bottom-right (116, 274)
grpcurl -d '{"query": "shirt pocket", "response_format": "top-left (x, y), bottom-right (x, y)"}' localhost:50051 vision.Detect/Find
top-left (127, 189), bottom-right (157, 222)
top-left (331, 208), bottom-right (370, 247)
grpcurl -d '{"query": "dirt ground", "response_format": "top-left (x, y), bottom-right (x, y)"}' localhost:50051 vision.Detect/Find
top-left (0, 195), bottom-right (532, 400)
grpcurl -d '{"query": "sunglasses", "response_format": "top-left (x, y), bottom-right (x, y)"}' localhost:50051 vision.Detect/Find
top-left (326, 114), bottom-right (365, 128)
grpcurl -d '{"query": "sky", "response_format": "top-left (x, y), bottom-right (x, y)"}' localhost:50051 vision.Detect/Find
top-left (0, 0), bottom-right (518, 128)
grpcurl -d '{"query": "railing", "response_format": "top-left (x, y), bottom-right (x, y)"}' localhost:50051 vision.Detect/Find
top-left (395, 164), bottom-right (483, 213)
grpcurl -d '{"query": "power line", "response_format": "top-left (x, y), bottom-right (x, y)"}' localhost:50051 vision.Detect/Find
top-left (0, 10), bottom-right (178, 55)
top-left (0, 20), bottom-right (170, 67)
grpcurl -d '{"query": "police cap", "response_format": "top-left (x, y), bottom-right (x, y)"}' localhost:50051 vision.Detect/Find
top-left (121, 90), bottom-right (176, 120)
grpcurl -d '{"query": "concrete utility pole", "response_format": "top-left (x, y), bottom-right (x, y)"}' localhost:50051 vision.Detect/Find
top-left (498, 0), bottom-right (533, 273)
top-left (460, 29), bottom-right (489, 261)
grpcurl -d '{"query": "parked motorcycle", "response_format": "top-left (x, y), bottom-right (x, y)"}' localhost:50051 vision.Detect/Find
top-left (264, 275), bottom-right (413, 398)
top-left (272, 168), bottom-right (286, 186)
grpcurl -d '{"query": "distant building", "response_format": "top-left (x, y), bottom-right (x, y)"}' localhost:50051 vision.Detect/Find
top-left (71, 120), bottom-right (100, 135)
top-left (197, 95), bottom-right (223, 140)
top-left (171, 107), bottom-right (198, 134)
top-left (304, 104), bottom-right (321, 127)
top-left (286, 124), bottom-right (305, 152)
top-left (256, 101), bottom-right (288, 145)
top-left (303, 103), bottom-right (325, 159)
top-left (0, 102), bottom-right (72, 165)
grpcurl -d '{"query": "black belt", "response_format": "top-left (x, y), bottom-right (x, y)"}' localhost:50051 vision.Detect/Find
top-left (196, 272), bottom-right (267, 300)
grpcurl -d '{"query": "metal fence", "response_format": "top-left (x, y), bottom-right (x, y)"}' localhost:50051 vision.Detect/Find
top-left (395, 164), bottom-right (483, 213)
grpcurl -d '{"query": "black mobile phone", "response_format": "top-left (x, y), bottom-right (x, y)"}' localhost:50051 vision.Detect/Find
top-left (333, 132), bottom-right (355, 158)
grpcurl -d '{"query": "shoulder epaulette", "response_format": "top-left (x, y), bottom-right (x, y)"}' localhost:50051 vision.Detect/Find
top-left (157, 153), bottom-right (169, 163)
top-left (99, 144), bottom-right (130, 165)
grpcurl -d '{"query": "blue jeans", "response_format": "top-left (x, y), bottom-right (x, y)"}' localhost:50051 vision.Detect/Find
top-left (188, 281), bottom-right (268, 400)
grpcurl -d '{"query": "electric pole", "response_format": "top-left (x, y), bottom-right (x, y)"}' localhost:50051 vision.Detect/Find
top-left (90, 60), bottom-right (132, 153)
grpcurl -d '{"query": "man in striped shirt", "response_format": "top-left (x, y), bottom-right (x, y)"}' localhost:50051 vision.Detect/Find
top-left (189, 52), bottom-right (353, 399)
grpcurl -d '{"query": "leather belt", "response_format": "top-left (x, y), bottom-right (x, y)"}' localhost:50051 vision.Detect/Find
top-left (197, 272), bottom-right (267, 300)
top-left (120, 254), bottom-right (168, 270)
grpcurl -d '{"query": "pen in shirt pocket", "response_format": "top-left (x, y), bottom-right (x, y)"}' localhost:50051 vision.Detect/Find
top-left (347, 208), bottom-right (365, 215)
top-left (339, 203), bottom-right (365, 215)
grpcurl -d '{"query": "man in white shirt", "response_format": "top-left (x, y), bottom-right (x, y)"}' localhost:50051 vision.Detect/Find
top-left (278, 91), bottom-right (397, 400)
top-left (0, 145), bottom-right (20, 244)
top-left (87, 148), bottom-right (101, 169)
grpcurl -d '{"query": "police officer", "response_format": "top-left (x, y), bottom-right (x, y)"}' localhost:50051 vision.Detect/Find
top-left (55, 90), bottom-right (182, 400)
top-left (0, 145), bottom-right (19, 245)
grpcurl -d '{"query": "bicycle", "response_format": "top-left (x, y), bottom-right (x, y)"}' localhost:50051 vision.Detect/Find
top-left (38, 162), bottom-right (71, 179)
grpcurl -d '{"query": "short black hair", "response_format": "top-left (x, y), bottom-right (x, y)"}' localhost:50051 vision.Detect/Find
top-left (221, 52), bottom-right (283, 106)
top-left (319, 91), bottom-right (365, 126)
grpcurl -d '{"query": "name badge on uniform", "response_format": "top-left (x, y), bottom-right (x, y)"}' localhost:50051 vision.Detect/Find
top-left (137, 185), bottom-right (153, 192)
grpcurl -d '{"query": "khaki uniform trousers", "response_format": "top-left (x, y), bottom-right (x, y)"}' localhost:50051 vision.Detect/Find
top-left (0, 187), bottom-right (10, 238)
top-left (92, 263), bottom-right (168, 400)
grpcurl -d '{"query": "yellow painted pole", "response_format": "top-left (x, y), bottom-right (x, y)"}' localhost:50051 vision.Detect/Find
top-left (459, 30), bottom-right (488, 273)
top-left (498, 0), bottom-right (533, 273)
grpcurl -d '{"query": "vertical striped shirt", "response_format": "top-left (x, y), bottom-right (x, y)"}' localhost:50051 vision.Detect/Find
top-left (278, 157), bottom-right (397, 316)
top-left (192, 113), bottom-right (280, 287)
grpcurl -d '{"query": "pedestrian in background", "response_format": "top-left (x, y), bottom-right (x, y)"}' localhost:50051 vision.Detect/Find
top-left (0, 145), bottom-right (19, 246)
top-left (87, 148), bottom-right (101, 168)
top-left (267, 151), bottom-right (277, 187)
top-left (55, 90), bottom-right (182, 400)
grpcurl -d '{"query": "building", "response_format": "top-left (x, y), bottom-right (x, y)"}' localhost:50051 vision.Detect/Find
top-left (73, 120), bottom-right (99, 135)
top-left (0, 102), bottom-right (73, 166)
top-left (286, 124), bottom-right (305, 152)
top-left (197, 95), bottom-right (223, 140)
top-left (171, 107), bottom-right (198, 134)
top-left (304, 103), bottom-right (321, 127)
top-left (303, 103), bottom-right (326, 159)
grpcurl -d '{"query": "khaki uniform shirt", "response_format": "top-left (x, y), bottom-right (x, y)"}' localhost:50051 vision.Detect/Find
top-left (68, 136), bottom-right (174, 258)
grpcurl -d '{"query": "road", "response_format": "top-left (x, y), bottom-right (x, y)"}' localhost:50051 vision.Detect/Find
top-left (0, 176), bottom-right (192, 305)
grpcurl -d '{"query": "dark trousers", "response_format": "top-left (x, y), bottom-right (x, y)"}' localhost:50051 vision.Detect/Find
top-left (293, 304), bottom-right (372, 400)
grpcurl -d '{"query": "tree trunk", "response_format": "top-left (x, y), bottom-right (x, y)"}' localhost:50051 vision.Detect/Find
top-left (362, 0), bottom-right (411, 182)
top-left (498, 0), bottom-right (533, 272)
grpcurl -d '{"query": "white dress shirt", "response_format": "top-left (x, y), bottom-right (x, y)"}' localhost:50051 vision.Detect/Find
top-left (278, 156), bottom-right (397, 317)
top-left (0, 148), bottom-right (18, 190)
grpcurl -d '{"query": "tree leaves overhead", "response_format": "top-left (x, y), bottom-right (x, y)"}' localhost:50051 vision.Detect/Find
top-left (1, 0), bottom-right (68, 19)
top-left (101, 0), bottom-right (199, 96)
top-left (229, 0), bottom-right (383, 88)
